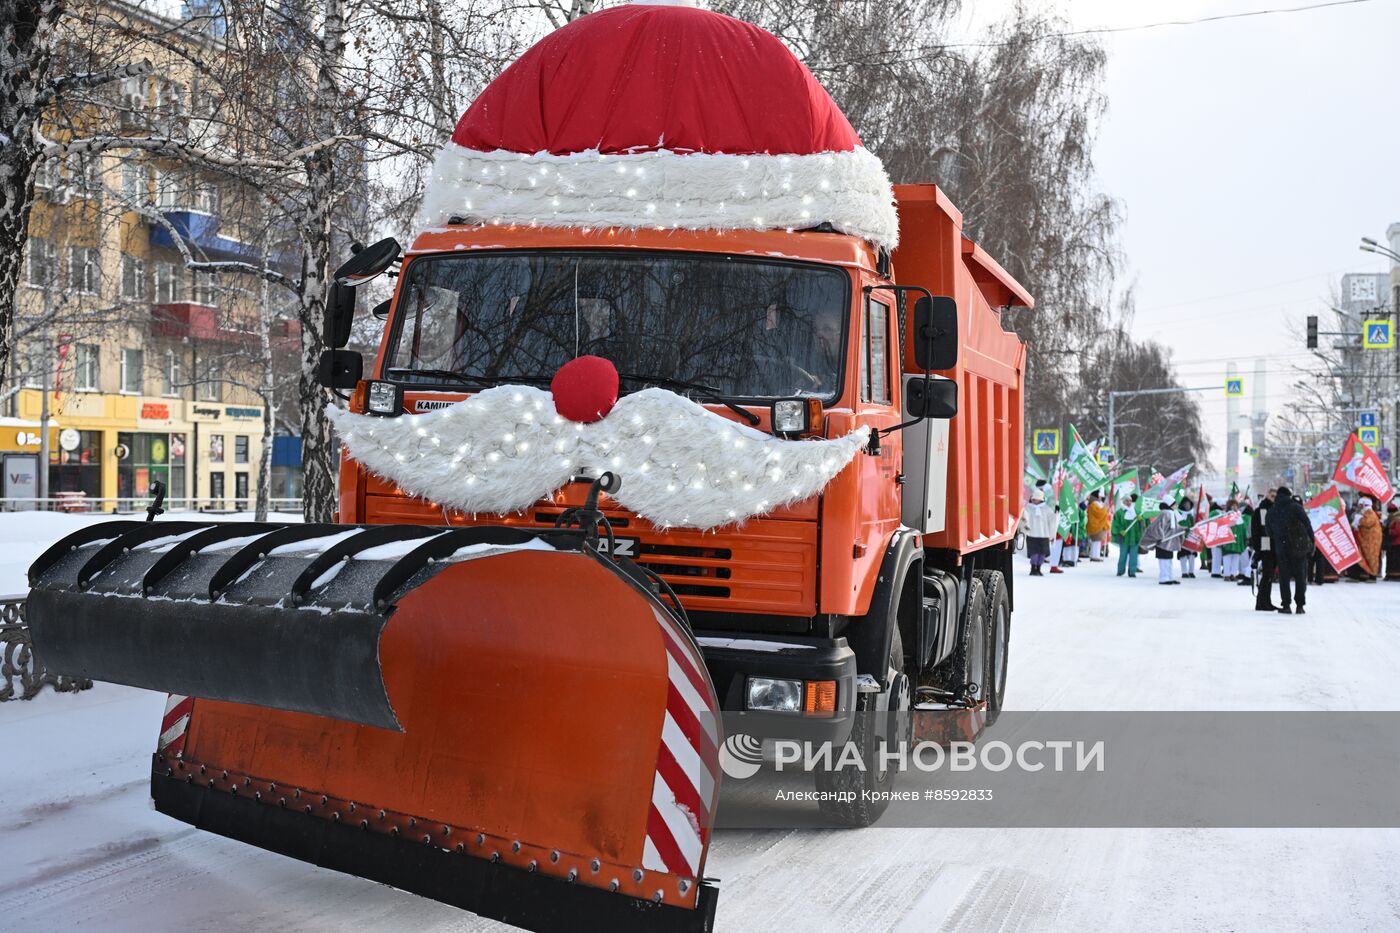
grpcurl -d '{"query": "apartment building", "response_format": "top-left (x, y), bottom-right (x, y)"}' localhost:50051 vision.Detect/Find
top-left (4, 0), bottom-right (299, 509)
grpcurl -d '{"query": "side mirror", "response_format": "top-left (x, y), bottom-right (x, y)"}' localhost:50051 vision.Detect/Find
top-left (334, 236), bottom-right (400, 287)
top-left (317, 349), bottom-right (362, 389)
top-left (906, 375), bottom-right (958, 419)
top-left (325, 281), bottom-right (356, 349)
top-left (913, 295), bottom-right (958, 371)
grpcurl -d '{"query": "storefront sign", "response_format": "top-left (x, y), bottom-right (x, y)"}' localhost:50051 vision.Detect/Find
top-left (59, 428), bottom-right (81, 452)
top-left (13, 430), bottom-right (42, 447)
top-left (225, 406), bottom-right (261, 419)
top-left (141, 402), bottom-right (170, 420)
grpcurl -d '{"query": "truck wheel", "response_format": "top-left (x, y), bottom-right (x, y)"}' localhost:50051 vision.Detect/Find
top-left (974, 570), bottom-right (1010, 726)
top-left (814, 627), bottom-right (908, 827)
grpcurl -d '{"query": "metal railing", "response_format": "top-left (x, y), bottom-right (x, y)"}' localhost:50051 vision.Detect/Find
top-left (0, 497), bottom-right (304, 514)
top-left (0, 595), bottom-right (93, 701)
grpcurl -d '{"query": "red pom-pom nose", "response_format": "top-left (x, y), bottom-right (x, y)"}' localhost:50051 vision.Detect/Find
top-left (550, 356), bottom-right (619, 423)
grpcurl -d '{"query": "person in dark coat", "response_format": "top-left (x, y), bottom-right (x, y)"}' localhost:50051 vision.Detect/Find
top-left (1266, 486), bottom-right (1313, 615)
top-left (1385, 501), bottom-right (1400, 581)
top-left (1250, 489), bottom-right (1277, 611)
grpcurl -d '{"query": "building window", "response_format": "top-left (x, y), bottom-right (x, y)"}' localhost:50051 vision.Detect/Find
top-left (121, 255), bottom-right (146, 300)
top-left (121, 348), bottom-right (144, 394)
top-left (120, 159), bottom-right (143, 199)
top-left (26, 239), bottom-right (56, 288)
top-left (156, 170), bottom-right (182, 210)
top-left (69, 246), bottom-right (100, 294)
top-left (66, 153), bottom-right (101, 194)
top-left (209, 434), bottom-right (225, 464)
top-left (20, 341), bottom-right (46, 388)
top-left (32, 159), bottom-right (61, 191)
top-left (194, 184), bottom-right (219, 214)
top-left (163, 349), bottom-right (182, 396)
top-left (234, 435), bottom-right (249, 464)
top-left (209, 471), bottom-right (225, 509)
top-left (196, 354), bottom-right (222, 402)
top-left (154, 261), bottom-right (182, 302)
top-left (73, 344), bottom-right (100, 391)
top-left (192, 270), bottom-right (218, 307)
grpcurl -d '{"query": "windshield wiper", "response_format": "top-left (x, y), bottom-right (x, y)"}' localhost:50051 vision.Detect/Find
top-left (386, 368), bottom-right (551, 387)
top-left (617, 372), bottom-right (761, 425)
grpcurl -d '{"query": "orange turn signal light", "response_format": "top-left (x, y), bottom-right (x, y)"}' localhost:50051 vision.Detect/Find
top-left (804, 680), bottom-right (837, 717)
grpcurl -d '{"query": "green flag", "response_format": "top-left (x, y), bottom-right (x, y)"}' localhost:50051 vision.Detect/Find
top-left (1065, 424), bottom-right (1107, 488)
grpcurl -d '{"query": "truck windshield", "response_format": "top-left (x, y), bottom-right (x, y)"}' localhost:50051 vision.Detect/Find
top-left (387, 251), bottom-right (850, 400)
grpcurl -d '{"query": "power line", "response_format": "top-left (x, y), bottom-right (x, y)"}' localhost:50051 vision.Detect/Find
top-left (812, 0), bottom-right (1384, 64)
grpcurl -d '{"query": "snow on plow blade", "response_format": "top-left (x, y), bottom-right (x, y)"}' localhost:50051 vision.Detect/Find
top-left (26, 521), bottom-right (721, 932)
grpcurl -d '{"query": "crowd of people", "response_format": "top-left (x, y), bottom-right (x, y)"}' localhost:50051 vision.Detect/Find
top-left (1019, 481), bottom-right (1400, 614)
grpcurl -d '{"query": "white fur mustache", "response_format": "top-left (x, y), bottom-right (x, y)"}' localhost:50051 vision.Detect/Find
top-left (327, 385), bottom-right (870, 531)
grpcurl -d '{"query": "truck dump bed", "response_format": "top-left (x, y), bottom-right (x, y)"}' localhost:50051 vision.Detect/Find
top-left (892, 185), bottom-right (1034, 556)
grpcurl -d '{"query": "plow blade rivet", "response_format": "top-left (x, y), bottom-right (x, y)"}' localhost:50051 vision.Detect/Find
top-left (511, 841), bottom-right (521, 853)
top-left (409, 818), bottom-right (417, 828)
top-left (491, 852), bottom-right (501, 864)
top-left (200, 765), bottom-right (207, 774)
top-left (244, 777), bottom-right (251, 786)
top-left (527, 860), bottom-right (538, 872)
top-left (278, 798), bottom-right (286, 807)
top-left (332, 812), bottom-right (341, 822)
top-left (476, 834), bottom-right (485, 846)
top-left (550, 850), bottom-right (559, 863)
top-left (185, 775), bottom-right (193, 784)
top-left (268, 783), bottom-right (276, 792)
top-left (221, 770), bottom-right (228, 779)
top-left (424, 835), bottom-right (433, 846)
top-left (633, 869), bottom-right (644, 883)
top-left (455, 843), bottom-right (465, 854)
top-left (390, 827), bottom-right (399, 837)
top-left (653, 891), bottom-right (664, 905)
top-left (320, 795), bottom-right (328, 805)
top-left (361, 820), bottom-right (369, 830)
top-left (349, 802), bottom-right (356, 812)
top-left (590, 859), bottom-right (600, 873)
top-left (679, 879), bottom-right (691, 894)
top-left (254, 792), bottom-right (261, 801)
top-left (609, 880), bottom-right (619, 892)
top-left (294, 789), bottom-right (301, 798)
top-left (442, 826), bottom-right (450, 836)
top-left (567, 869), bottom-right (577, 883)
top-left (165, 769), bottom-right (172, 778)
top-left (379, 809), bottom-right (386, 820)
top-left (305, 806), bottom-right (312, 815)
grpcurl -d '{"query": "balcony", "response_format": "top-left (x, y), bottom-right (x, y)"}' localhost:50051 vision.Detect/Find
top-left (151, 303), bottom-right (253, 344)
top-left (149, 210), bottom-right (260, 262)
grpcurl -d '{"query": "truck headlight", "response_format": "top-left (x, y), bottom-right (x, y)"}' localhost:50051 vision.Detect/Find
top-left (366, 380), bottom-right (403, 417)
top-left (746, 676), bottom-right (802, 712)
top-left (770, 398), bottom-right (811, 436)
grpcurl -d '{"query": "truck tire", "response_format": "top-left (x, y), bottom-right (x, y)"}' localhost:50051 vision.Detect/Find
top-left (814, 626), bottom-right (908, 827)
top-left (974, 570), bottom-right (1010, 727)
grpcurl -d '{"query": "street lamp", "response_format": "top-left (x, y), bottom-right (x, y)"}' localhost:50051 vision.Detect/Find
top-left (1360, 237), bottom-right (1400, 265)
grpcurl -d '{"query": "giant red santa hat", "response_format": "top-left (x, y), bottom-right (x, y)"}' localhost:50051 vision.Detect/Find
top-left (416, 0), bottom-right (899, 247)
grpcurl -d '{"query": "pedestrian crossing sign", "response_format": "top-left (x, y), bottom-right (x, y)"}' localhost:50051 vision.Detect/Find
top-left (1225, 378), bottom-right (1244, 396)
top-left (1033, 429), bottom-right (1060, 455)
top-left (1364, 320), bottom-right (1394, 349)
top-left (1244, 445), bottom-right (1260, 457)
top-left (1359, 426), bottom-right (1380, 447)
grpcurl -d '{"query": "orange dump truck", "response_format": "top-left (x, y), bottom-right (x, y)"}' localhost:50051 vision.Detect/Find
top-left (25, 5), bottom-right (1032, 933)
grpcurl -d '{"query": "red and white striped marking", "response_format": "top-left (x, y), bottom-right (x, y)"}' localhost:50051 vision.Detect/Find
top-left (642, 607), bottom-right (720, 881)
top-left (159, 694), bottom-right (194, 757)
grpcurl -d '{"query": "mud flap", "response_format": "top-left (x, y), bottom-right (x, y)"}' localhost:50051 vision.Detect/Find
top-left (27, 522), bottom-right (722, 931)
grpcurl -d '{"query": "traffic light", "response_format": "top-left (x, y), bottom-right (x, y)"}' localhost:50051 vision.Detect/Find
top-left (1306, 315), bottom-right (1318, 349)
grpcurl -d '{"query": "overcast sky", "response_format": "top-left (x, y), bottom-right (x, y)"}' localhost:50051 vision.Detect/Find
top-left (962, 0), bottom-right (1400, 484)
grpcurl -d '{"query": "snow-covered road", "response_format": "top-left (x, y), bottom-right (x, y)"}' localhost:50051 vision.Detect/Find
top-left (3, 533), bottom-right (1399, 931)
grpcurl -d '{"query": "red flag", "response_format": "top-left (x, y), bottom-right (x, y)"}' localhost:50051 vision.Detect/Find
top-left (1306, 485), bottom-right (1361, 572)
top-left (1332, 433), bottom-right (1394, 506)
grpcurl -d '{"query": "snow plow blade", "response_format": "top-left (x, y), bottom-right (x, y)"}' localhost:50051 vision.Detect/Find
top-left (26, 521), bottom-right (721, 932)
